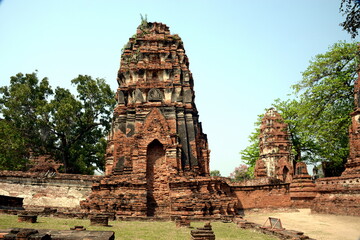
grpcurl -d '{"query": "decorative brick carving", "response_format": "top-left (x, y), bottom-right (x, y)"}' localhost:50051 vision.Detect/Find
top-left (255, 108), bottom-right (294, 182)
top-left (81, 22), bottom-right (239, 218)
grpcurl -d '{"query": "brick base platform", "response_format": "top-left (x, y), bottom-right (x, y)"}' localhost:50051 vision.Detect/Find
top-left (0, 228), bottom-right (114, 240)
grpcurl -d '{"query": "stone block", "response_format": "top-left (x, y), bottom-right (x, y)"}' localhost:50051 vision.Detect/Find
top-left (190, 223), bottom-right (215, 240)
top-left (18, 215), bottom-right (37, 223)
top-left (90, 216), bottom-right (109, 226)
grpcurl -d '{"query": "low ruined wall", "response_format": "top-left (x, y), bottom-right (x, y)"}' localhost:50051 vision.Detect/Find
top-left (311, 175), bottom-right (360, 216)
top-left (0, 195), bottom-right (24, 210)
top-left (231, 183), bottom-right (291, 210)
top-left (0, 171), bottom-right (101, 210)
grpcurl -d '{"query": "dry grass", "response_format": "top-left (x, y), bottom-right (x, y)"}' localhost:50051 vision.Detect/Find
top-left (0, 214), bottom-right (278, 240)
top-left (244, 209), bottom-right (360, 240)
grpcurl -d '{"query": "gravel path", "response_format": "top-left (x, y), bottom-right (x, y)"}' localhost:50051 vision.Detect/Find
top-left (244, 209), bottom-right (360, 240)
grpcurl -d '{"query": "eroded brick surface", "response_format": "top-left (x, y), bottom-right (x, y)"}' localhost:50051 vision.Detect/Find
top-left (0, 228), bottom-right (114, 240)
top-left (80, 22), bottom-right (239, 218)
top-left (0, 171), bottom-right (98, 211)
top-left (311, 73), bottom-right (360, 215)
top-left (290, 163), bottom-right (316, 208)
top-left (231, 183), bottom-right (291, 210)
top-left (312, 175), bottom-right (360, 215)
top-left (255, 108), bottom-right (294, 182)
top-left (343, 74), bottom-right (360, 176)
top-left (190, 222), bottom-right (215, 240)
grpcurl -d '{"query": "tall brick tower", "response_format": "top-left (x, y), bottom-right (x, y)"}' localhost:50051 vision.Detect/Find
top-left (343, 71), bottom-right (360, 175)
top-left (81, 21), bottom-right (238, 218)
top-left (104, 21), bottom-right (210, 177)
top-left (254, 108), bottom-right (294, 182)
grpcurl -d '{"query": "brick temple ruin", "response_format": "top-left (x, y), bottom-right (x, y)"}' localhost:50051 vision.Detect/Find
top-left (254, 108), bottom-right (294, 182)
top-left (311, 72), bottom-right (360, 215)
top-left (0, 21), bottom-right (359, 221)
top-left (80, 21), bottom-right (239, 218)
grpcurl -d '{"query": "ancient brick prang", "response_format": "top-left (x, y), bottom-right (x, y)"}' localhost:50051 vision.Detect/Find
top-left (254, 108), bottom-right (294, 182)
top-left (105, 21), bottom-right (209, 176)
top-left (81, 21), bottom-right (239, 218)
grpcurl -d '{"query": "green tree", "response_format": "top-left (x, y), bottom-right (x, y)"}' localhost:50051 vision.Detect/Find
top-left (0, 72), bottom-right (53, 168)
top-left (229, 164), bottom-right (253, 182)
top-left (340, 0), bottom-right (360, 38)
top-left (0, 120), bottom-right (28, 170)
top-left (42, 76), bottom-right (115, 174)
top-left (240, 128), bottom-right (260, 169)
top-left (241, 42), bottom-right (358, 177)
top-left (272, 98), bottom-right (317, 163)
top-left (210, 170), bottom-right (221, 177)
top-left (0, 72), bottom-right (116, 174)
top-left (239, 114), bottom-right (262, 175)
top-left (289, 41), bottom-right (358, 176)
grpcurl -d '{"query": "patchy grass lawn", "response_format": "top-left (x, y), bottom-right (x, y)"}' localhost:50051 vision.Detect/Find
top-left (0, 214), bottom-right (278, 240)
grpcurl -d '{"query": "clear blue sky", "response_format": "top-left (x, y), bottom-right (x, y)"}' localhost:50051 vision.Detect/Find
top-left (0, 0), bottom-right (355, 176)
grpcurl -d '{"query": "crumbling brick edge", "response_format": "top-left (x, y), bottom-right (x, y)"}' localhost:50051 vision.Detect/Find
top-left (233, 217), bottom-right (315, 240)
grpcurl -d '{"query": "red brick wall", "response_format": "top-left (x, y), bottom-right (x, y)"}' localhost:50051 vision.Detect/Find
top-left (232, 184), bottom-right (291, 209)
top-left (311, 175), bottom-right (360, 216)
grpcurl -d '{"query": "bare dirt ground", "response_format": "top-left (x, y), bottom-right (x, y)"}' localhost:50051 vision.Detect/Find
top-left (244, 209), bottom-right (360, 240)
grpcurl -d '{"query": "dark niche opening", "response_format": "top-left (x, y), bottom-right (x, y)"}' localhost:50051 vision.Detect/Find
top-left (282, 166), bottom-right (289, 182)
top-left (146, 139), bottom-right (164, 216)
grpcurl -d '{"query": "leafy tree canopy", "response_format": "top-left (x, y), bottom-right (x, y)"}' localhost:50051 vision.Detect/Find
top-left (340, 0), bottom-right (360, 38)
top-left (0, 72), bottom-right (116, 174)
top-left (240, 41), bottom-right (359, 177)
top-left (210, 170), bottom-right (221, 177)
top-left (229, 164), bottom-right (253, 182)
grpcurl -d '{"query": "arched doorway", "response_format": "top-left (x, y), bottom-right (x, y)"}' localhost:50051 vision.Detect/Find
top-left (146, 139), bottom-right (165, 216)
top-left (282, 166), bottom-right (289, 182)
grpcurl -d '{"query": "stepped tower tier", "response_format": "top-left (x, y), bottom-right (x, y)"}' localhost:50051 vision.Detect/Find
top-left (81, 21), bottom-right (239, 218)
top-left (254, 108), bottom-right (294, 182)
top-left (105, 22), bottom-right (210, 176)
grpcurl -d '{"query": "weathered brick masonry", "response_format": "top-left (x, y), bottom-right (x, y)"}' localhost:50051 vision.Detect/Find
top-left (310, 71), bottom-right (360, 215)
top-left (80, 22), bottom-right (239, 218)
top-left (289, 162), bottom-right (316, 208)
top-left (0, 171), bottom-right (99, 211)
top-left (255, 108), bottom-right (293, 182)
top-left (312, 175), bottom-right (360, 215)
top-left (230, 178), bottom-right (291, 210)
top-left (2, 22), bottom-right (360, 218)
